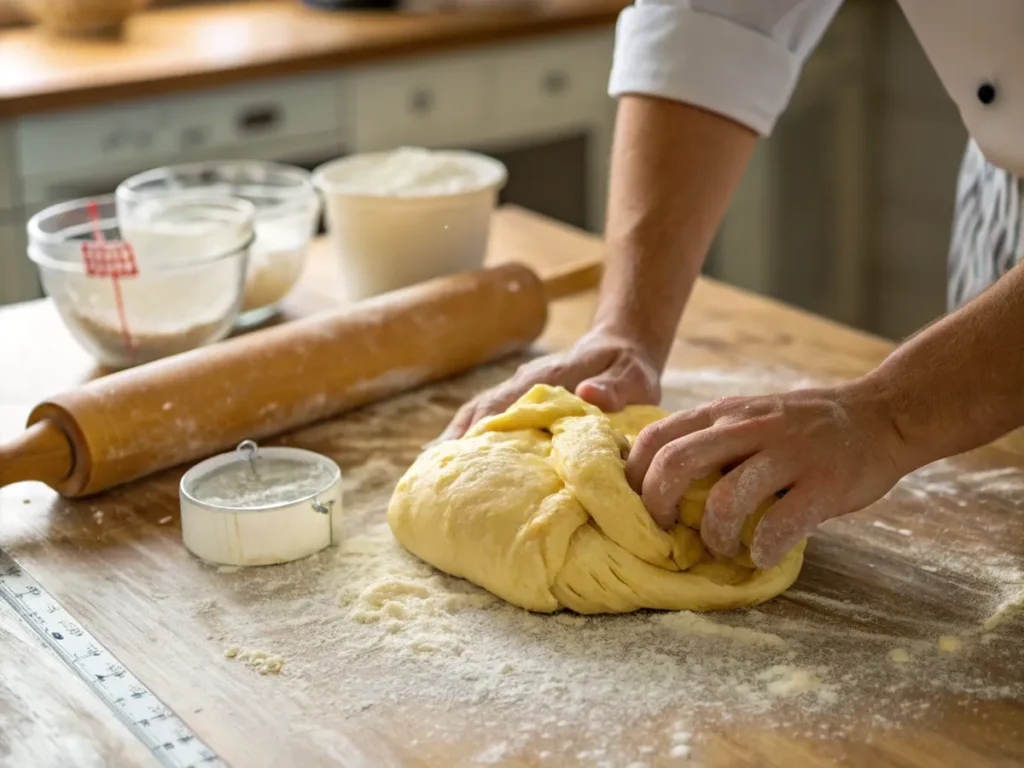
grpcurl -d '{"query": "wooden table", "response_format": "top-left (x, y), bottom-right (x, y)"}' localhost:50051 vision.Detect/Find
top-left (1, 207), bottom-right (1022, 767)
top-left (0, 0), bottom-right (625, 116)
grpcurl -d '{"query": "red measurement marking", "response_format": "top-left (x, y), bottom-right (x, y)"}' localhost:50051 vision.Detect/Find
top-left (81, 202), bottom-right (138, 357)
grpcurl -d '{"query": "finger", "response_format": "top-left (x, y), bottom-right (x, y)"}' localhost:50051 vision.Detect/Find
top-left (625, 408), bottom-right (714, 493)
top-left (576, 352), bottom-right (660, 412)
top-left (749, 484), bottom-right (824, 569)
top-left (701, 452), bottom-right (796, 559)
top-left (439, 399), bottom-right (483, 441)
top-left (438, 381), bottom-right (523, 441)
top-left (640, 424), bottom-right (762, 530)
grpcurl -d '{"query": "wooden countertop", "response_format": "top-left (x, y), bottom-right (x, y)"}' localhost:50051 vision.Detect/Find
top-left (1, 207), bottom-right (1023, 767)
top-left (0, 0), bottom-right (624, 118)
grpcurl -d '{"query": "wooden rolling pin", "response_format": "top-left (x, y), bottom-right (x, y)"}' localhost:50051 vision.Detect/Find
top-left (0, 258), bottom-right (602, 498)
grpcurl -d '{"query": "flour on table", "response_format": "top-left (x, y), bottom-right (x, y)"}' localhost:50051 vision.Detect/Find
top-left (757, 665), bottom-right (837, 702)
top-left (178, 365), bottom-right (1024, 767)
top-left (937, 635), bottom-right (964, 654)
top-left (982, 588), bottom-right (1024, 632)
top-left (657, 611), bottom-right (786, 647)
top-left (871, 521), bottom-right (912, 536)
top-left (669, 744), bottom-right (692, 759)
top-left (224, 644), bottom-right (286, 675)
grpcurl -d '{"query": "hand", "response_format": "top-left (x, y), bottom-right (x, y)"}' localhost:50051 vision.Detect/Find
top-left (440, 330), bottom-right (661, 441)
top-left (624, 381), bottom-right (910, 569)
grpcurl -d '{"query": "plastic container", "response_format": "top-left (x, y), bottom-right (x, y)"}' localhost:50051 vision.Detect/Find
top-left (179, 440), bottom-right (342, 567)
top-left (117, 161), bottom-right (320, 327)
top-left (313, 147), bottom-right (507, 303)
top-left (27, 194), bottom-right (255, 369)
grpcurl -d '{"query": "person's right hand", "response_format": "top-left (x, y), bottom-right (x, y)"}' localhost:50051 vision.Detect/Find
top-left (439, 330), bottom-right (662, 441)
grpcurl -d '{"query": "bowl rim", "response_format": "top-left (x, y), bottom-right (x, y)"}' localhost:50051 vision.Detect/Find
top-left (27, 193), bottom-right (257, 275)
top-left (117, 160), bottom-right (317, 214)
top-left (312, 148), bottom-right (508, 201)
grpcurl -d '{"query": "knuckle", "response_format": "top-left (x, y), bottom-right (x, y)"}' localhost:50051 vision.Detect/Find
top-left (708, 396), bottom-right (745, 415)
top-left (705, 484), bottom-right (742, 525)
top-left (656, 440), bottom-right (706, 476)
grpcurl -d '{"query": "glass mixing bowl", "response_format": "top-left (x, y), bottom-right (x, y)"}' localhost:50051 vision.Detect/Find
top-left (27, 194), bottom-right (255, 370)
top-left (116, 161), bottom-right (321, 327)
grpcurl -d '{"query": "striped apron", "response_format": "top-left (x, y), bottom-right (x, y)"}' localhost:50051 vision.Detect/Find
top-left (949, 139), bottom-right (1024, 455)
top-left (948, 139), bottom-right (1024, 310)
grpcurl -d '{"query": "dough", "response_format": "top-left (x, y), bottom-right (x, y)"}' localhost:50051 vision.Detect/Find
top-left (387, 385), bottom-right (806, 614)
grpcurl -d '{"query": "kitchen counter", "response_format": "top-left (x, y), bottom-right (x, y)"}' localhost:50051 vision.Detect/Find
top-left (1, 207), bottom-right (1022, 767)
top-left (0, 0), bottom-right (625, 117)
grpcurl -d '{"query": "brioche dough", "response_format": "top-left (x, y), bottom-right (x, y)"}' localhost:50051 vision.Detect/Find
top-left (387, 385), bottom-right (806, 614)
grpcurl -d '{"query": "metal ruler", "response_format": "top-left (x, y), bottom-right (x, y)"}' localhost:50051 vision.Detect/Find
top-left (0, 549), bottom-right (226, 768)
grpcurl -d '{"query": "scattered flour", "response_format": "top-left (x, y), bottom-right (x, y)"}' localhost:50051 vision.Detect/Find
top-left (657, 611), bottom-right (786, 647)
top-left (871, 521), bottom-right (912, 536)
top-left (982, 589), bottom-right (1024, 632)
top-left (175, 364), bottom-right (1024, 766)
top-left (937, 635), bottom-right (964, 655)
top-left (758, 665), bottom-right (837, 702)
top-left (224, 644), bottom-right (286, 675)
top-left (669, 744), bottom-right (692, 759)
top-left (889, 648), bottom-right (912, 664)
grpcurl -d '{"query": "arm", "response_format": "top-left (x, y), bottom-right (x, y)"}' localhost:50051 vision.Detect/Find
top-left (871, 261), bottom-right (1024, 469)
top-left (441, 100), bottom-right (752, 438)
top-left (626, 264), bottom-right (1024, 570)
top-left (588, 95), bottom-right (757, 374)
top-left (442, 0), bottom-right (842, 437)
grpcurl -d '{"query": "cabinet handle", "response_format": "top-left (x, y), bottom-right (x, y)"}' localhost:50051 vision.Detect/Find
top-left (543, 71), bottom-right (568, 95)
top-left (409, 88), bottom-right (435, 115)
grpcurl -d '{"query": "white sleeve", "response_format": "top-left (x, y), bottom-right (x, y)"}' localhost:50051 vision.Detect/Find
top-left (608, 0), bottom-right (844, 136)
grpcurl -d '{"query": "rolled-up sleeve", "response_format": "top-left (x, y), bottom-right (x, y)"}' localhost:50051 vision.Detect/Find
top-left (608, 0), bottom-right (844, 136)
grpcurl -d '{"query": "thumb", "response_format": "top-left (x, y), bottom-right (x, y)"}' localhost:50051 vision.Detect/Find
top-left (575, 375), bottom-right (626, 412)
top-left (576, 354), bottom-right (660, 412)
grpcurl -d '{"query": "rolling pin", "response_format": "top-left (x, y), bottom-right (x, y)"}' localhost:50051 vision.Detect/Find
top-left (0, 259), bottom-right (602, 498)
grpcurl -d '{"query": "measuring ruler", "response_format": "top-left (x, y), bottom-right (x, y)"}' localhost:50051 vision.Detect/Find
top-left (0, 549), bottom-right (226, 768)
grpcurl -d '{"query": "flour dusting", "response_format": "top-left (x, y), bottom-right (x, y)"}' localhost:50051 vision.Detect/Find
top-left (178, 364), bottom-right (1024, 765)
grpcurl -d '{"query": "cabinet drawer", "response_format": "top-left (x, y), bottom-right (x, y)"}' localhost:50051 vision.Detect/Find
top-left (352, 58), bottom-right (487, 146)
top-left (493, 33), bottom-right (614, 123)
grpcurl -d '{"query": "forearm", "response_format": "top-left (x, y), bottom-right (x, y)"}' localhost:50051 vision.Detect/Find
top-left (592, 95), bottom-right (757, 370)
top-left (867, 262), bottom-right (1024, 470)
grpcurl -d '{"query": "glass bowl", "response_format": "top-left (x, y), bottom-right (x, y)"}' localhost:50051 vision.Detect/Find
top-left (116, 161), bottom-right (321, 327)
top-left (27, 194), bottom-right (255, 370)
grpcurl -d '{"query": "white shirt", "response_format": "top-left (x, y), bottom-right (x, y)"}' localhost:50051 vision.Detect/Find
top-left (609, 0), bottom-right (1024, 175)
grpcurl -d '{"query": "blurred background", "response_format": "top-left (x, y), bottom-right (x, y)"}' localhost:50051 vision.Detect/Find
top-left (0, 0), bottom-right (966, 341)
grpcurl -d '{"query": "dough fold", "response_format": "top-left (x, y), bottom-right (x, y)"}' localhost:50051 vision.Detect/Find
top-left (388, 385), bottom-right (805, 614)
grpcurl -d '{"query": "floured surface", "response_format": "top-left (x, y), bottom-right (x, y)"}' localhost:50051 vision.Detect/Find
top-left (3, 361), bottom-right (1024, 767)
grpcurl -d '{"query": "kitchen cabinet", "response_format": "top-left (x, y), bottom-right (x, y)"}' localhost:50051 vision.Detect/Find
top-left (0, 28), bottom-right (615, 305)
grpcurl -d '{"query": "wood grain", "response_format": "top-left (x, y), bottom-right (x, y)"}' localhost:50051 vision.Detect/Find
top-left (0, 597), bottom-right (155, 767)
top-left (0, 0), bottom-right (625, 117)
top-left (1, 207), bottom-right (1022, 767)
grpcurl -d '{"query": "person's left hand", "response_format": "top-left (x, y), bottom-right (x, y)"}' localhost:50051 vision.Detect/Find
top-left (624, 381), bottom-right (911, 569)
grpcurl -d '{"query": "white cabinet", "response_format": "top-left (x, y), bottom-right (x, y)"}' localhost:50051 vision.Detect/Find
top-left (350, 30), bottom-right (615, 229)
top-left (351, 57), bottom-right (489, 148)
top-left (492, 33), bottom-right (613, 126)
top-left (2, 28), bottom-right (618, 306)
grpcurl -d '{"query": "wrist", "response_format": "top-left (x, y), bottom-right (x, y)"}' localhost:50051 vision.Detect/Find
top-left (847, 366), bottom-right (927, 476)
top-left (585, 318), bottom-right (666, 368)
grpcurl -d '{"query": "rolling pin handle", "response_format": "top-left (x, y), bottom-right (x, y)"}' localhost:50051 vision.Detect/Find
top-left (0, 420), bottom-right (75, 490)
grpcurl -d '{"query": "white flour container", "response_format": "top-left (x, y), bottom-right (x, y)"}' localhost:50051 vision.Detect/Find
top-left (313, 147), bottom-right (507, 302)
